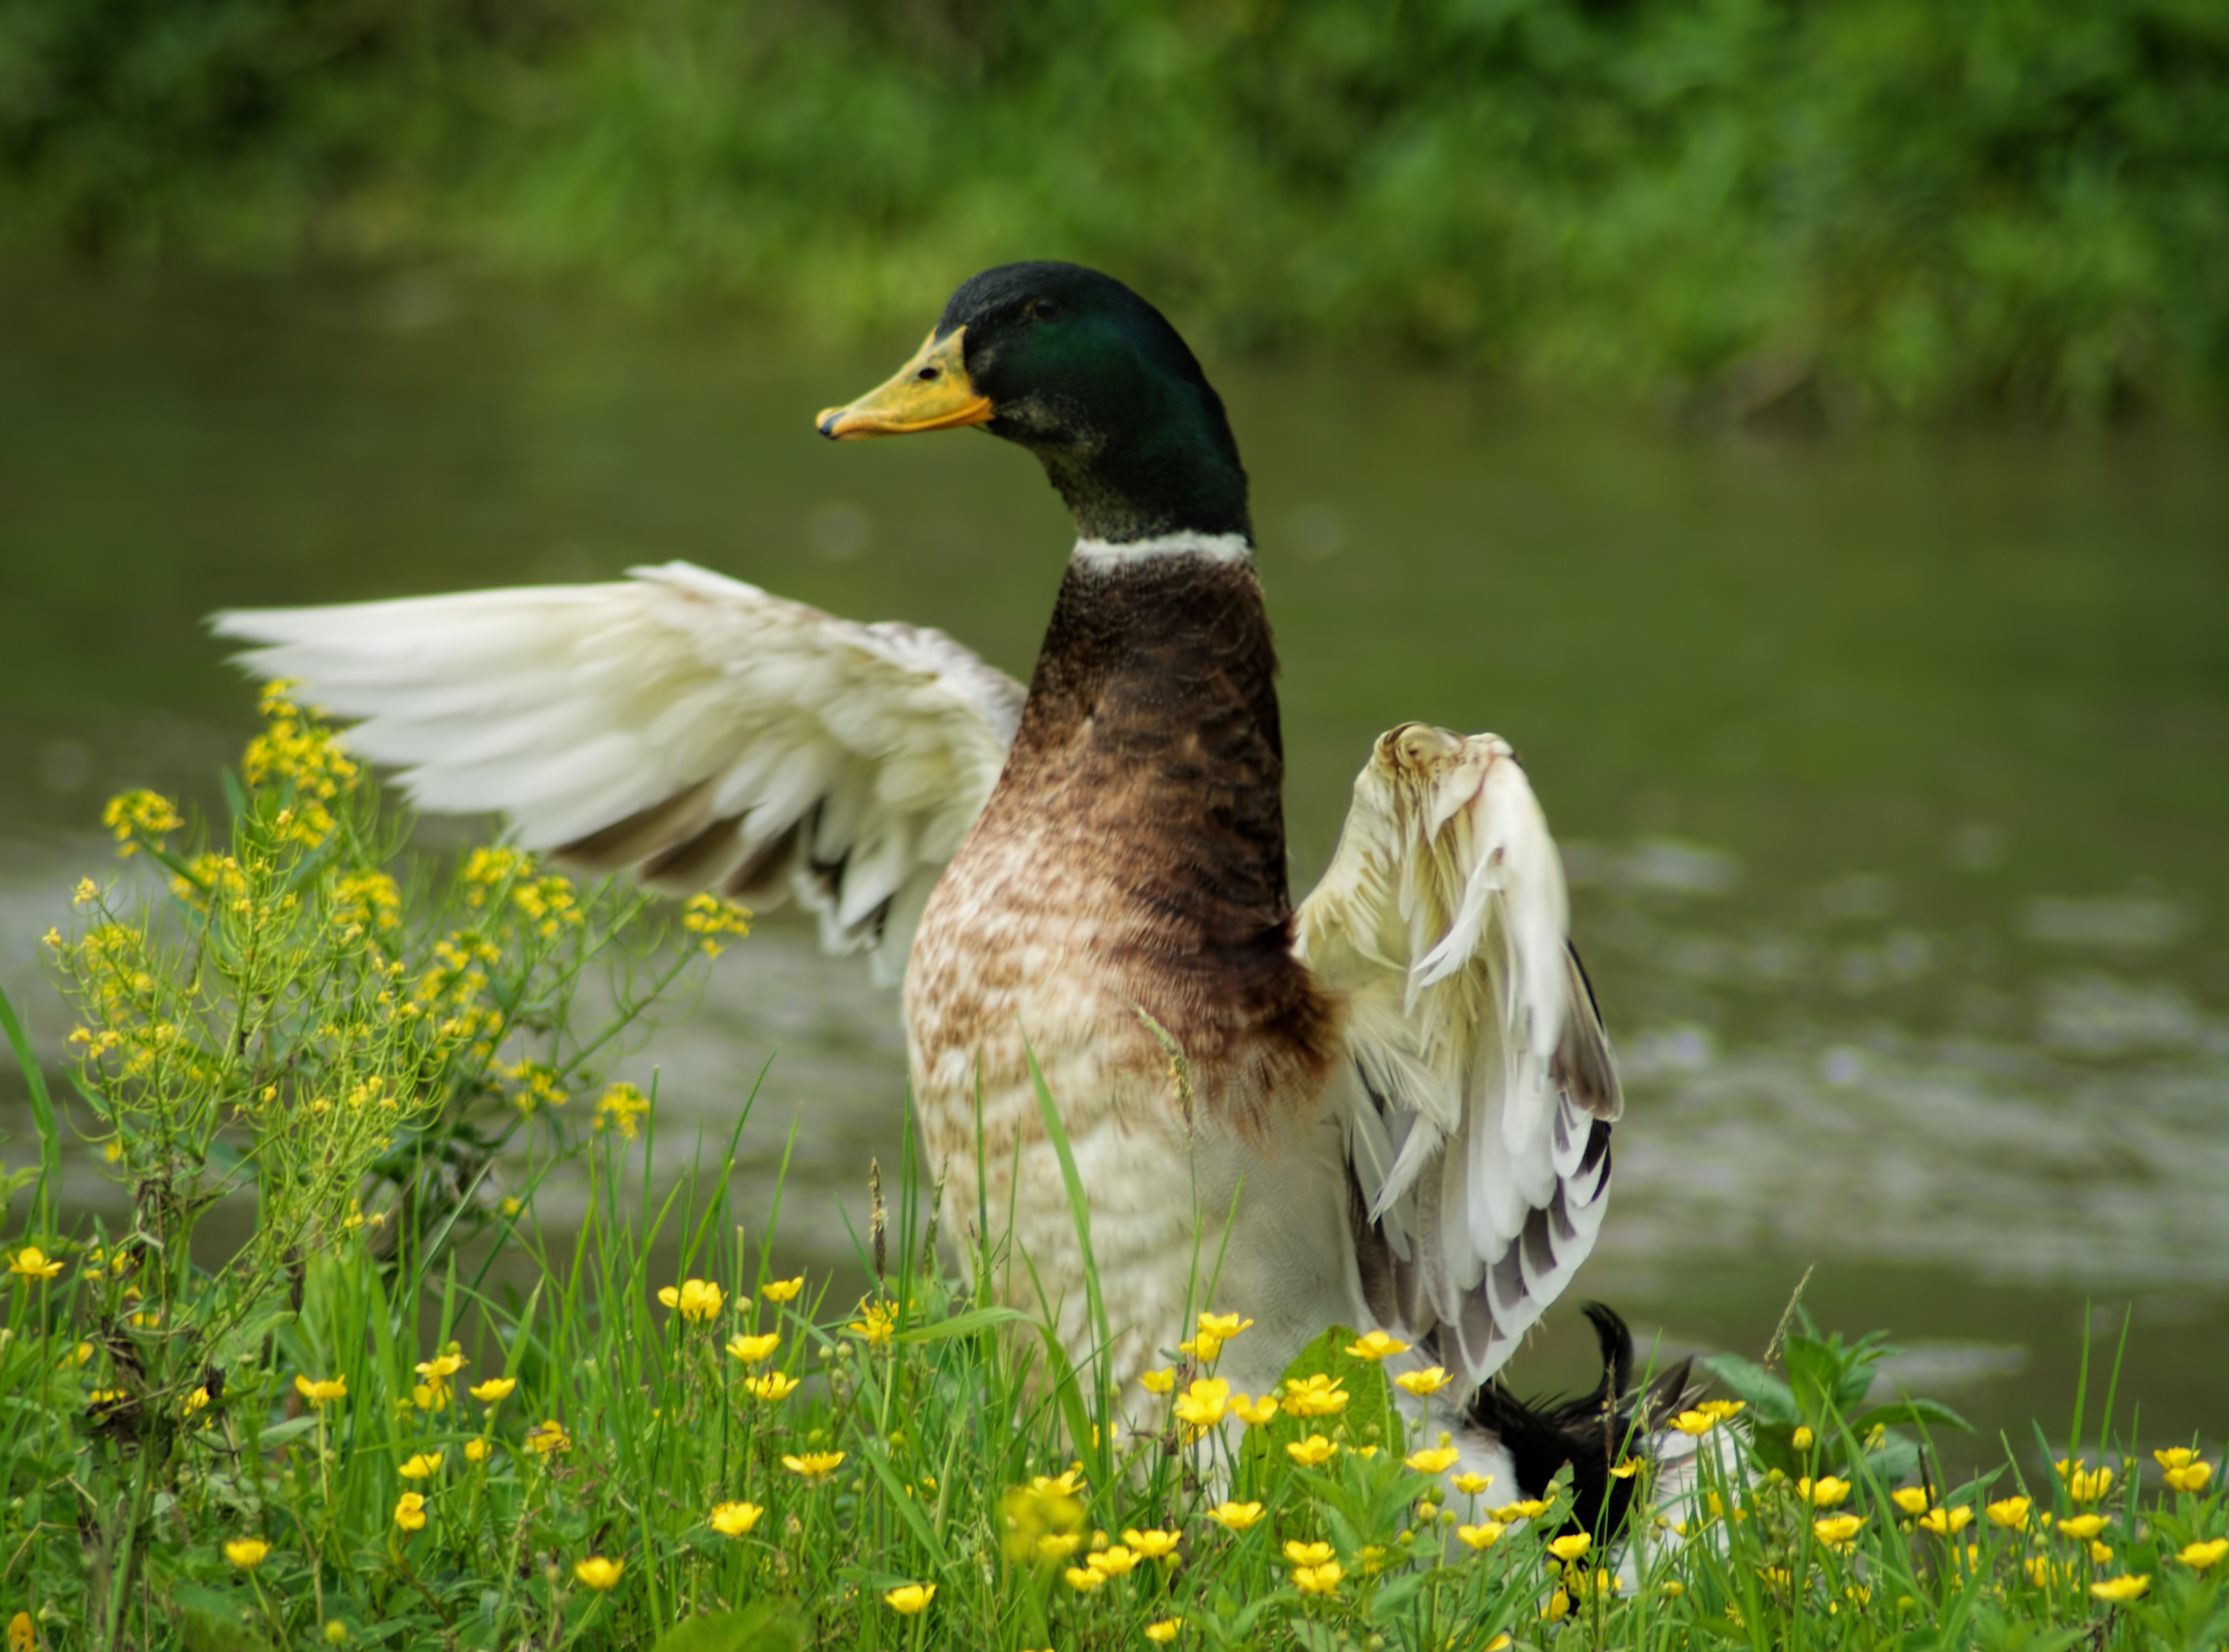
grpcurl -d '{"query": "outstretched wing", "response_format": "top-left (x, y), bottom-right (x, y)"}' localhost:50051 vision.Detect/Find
top-left (1296, 722), bottom-right (1620, 1387)
top-left (212, 561), bottom-right (1025, 982)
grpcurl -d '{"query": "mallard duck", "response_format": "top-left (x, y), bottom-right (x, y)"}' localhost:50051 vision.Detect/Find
top-left (217, 261), bottom-right (1676, 1498)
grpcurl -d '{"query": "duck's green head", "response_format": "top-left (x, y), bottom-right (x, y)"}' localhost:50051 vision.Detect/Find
top-left (818, 261), bottom-right (1250, 546)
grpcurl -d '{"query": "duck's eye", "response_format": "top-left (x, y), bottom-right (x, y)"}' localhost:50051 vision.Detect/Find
top-left (1030, 297), bottom-right (1059, 320)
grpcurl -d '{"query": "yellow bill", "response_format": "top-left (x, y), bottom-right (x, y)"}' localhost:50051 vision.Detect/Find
top-left (816, 327), bottom-right (992, 439)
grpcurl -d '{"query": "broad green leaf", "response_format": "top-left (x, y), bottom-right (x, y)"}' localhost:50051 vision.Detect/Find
top-left (648, 1605), bottom-right (804, 1652)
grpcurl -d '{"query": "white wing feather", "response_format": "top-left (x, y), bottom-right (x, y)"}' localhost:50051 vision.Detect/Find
top-left (1296, 724), bottom-right (1620, 1387)
top-left (212, 561), bottom-right (1025, 982)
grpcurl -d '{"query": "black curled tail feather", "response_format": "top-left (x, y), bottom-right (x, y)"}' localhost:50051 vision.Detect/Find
top-left (1466, 1302), bottom-right (1695, 1541)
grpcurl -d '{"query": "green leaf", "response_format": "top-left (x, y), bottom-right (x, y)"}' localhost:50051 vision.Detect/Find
top-left (891, 1304), bottom-right (1029, 1344)
top-left (174, 1583), bottom-right (272, 1652)
top-left (648, 1605), bottom-right (804, 1652)
top-left (1701, 1353), bottom-right (1798, 1421)
top-left (1783, 1335), bottom-right (1845, 1424)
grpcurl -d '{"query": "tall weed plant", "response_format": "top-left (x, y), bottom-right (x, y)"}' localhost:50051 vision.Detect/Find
top-left (1, 696), bottom-right (2225, 1649)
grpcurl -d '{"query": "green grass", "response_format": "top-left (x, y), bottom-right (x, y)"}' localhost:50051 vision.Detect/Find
top-left (3, 0), bottom-right (2227, 419)
top-left (2, 700), bottom-right (2226, 1649)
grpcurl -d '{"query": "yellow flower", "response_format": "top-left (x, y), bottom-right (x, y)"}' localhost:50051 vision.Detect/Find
top-left (1140, 1368), bottom-right (1176, 1395)
top-left (2154, 1447), bottom-right (2198, 1470)
top-left (1548, 1533), bottom-right (1592, 1563)
top-left (1890, 1487), bottom-right (1932, 1516)
top-left (224, 1538), bottom-right (271, 1568)
top-left (102, 790), bottom-right (182, 853)
top-left (294, 1374), bottom-right (346, 1406)
top-left (1792, 1425), bottom-right (1815, 1450)
top-left (2056, 1513), bottom-right (2107, 1540)
top-left (393, 1493), bottom-right (427, 1533)
top-left (1486, 1637), bottom-right (1514, 1651)
top-left (1230, 1392), bottom-right (1279, 1426)
top-left (1124, 1528), bottom-right (1181, 1559)
top-left (1542, 1587), bottom-right (1570, 1621)
top-left (182, 1387), bottom-right (211, 1415)
top-left (1286, 1434), bottom-right (1337, 1467)
top-left (1698, 1398), bottom-right (1746, 1420)
top-left (658, 1279), bottom-right (725, 1322)
top-left (2164, 1461), bottom-right (2213, 1493)
top-left (681, 891), bottom-right (752, 957)
top-left (1406, 1445), bottom-right (1461, 1474)
top-left (1284, 1540), bottom-right (1335, 1568)
top-left (1206, 1501), bottom-right (1264, 1532)
top-left (1799, 1475), bottom-right (1850, 1507)
top-left (72, 879), bottom-right (100, 905)
top-left (2058, 1460), bottom-right (2114, 1502)
top-left (2089, 1575), bottom-right (2148, 1604)
top-left (759, 1275), bottom-right (805, 1303)
top-left (1457, 1522), bottom-right (1506, 1550)
top-left (1064, 1566), bottom-right (1105, 1593)
top-left (1144, 1619), bottom-right (1183, 1643)
top-left (1986, 1496), bottom-right (2031, 1530)
top-left (1814, 1514), bottom-right (1863, 1545)
top-left (727, 1332), bottom-right (780, 1364)
top-left (1181, 1311), bottom-right (1253, 1361)
top-left (783, 1451), bottom-right (845, 1481)
top-left (1280, 1373), bottom-right (1349, 1418)
top-left (883, 1582), bottom-right (934, 1615)
top-left (1088, 1545), bottom-right (1140, 1578)
top-left (2025, 1556), bottom-right (2074, 1589)
top-left (2089, 1539), bottom-right (2115, 1564)
top-left (8, 1247), bottom-right (64, 1281)
top-left (1037, 1533), bottom-right (1082, 1561)
top-left (464, 1439), bottom-right (490, 1463)
top-left (848, 1298), bottom-right (897, 1344)
top-left (1292, 1561), bottom-right (1343, 1596)
top-left (468, 1377), bottom-right (516, 1403)
top-left (525, 1419), bottom-right (570, 1456)
top-left (1609, 1456), bottom-right (1642, 1479)
top-left (574, 1557), bottom-right (623, 1591)
top-left (1393, 1365), bottom-right (1452, 1396)
top-left (592, 1082), bottom-right (652, 1139)
top-left (1452, 1472), bottom-right (1493, 1496)
top-left (1670, 1408), bottom-right (1721, 1436)
top-left (1492, 1499), bottom-right (1551, 1521)
top-left (1172, 1378), bottom-right (1230, 1429)
top-left (398, 1451), bottom-right (443, 1479)
top-left (2176, 1538), bottom-right (2228, 1571)
top-left (1344, 1330), bottom-right (1408, 1362)
top-left (1917, 1505), bottom-right (1973, 1536)
top-left (745, 1371), bottom-right (800, 1403)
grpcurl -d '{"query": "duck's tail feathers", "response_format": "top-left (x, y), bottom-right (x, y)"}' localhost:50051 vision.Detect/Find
top-left (1466, 1301), bottom-right (1698, 1541)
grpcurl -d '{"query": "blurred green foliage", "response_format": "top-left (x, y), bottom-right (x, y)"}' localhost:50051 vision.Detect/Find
top-left (2, 0), bottom-right (2226, 416)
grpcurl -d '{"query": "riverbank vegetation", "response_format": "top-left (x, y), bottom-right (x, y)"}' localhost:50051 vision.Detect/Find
top-left (2, 0), bottom-right (2226, 420)
top-left (1, 696), bottom-right (2224, 1649)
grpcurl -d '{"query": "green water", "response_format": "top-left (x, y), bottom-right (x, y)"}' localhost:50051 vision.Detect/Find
top-left (3, 271), bottom-right (2226, 1460)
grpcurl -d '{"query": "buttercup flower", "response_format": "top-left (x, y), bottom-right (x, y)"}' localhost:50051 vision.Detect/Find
top-left (1140, 1368), bottom-right (1176, 1396)
top-left (295, 1374), bottom-right (347, 1405)
top-left (1205, 1501), bottom-right (1263, 1532)
top-left (2089, 1575), bottom-right (2148, 1604)
top-left (1124, 1529), bottom-right (1181, 1559)
top-left (1280, 1373), bottom-right (1349, 1417)
top-left (1172, 1378), bottom-right (1229, 1430)
top-left (1181, 1312), bottom-right (1252, 1361)
top-left (1492, 1499), bottom-right (1551, 1521)
top-left (393, 1493), bottom-right (427, 1533)
top-left (1986, 1496), bottom-right (2031, 1529)
top-left (1671, 1408), bottom-right (1721, 1436)
top-left (1286, 1434), bottom-right (1337, 1467)
top-left (574, 1557), bottom-right (623, 1590)
top-left (224, 1538), bottom-right (270, 1568)
top-left (1457, 1522), bottom-right (1506, 1550)
top-left (1088, 1545), bottom-right (1140, 1579)
top-left (1452, 1472), bottom-right (1493, 1496)
top-left (1064, 1566), bottom-right (1105, 1593)
top-left (1144, 1619), bottom-right (1183, 1642)
top-left (1284, 1541), bottom-right (1335, 1568)
top-left (658, 1279), bottom-right (725, 1321)
top-left (1548, 1534), bottom-right (1592, 1563)
top-left (1395, 1366), bottom-right (1452, 1396)
top-left (464, 1439), bottom-right (490, 1463)
top-left (1815, 1515), bottom-right (1863, 1546)
top-left (1792, 1426), bottom-right (1815, 1450)
top-left (2165, 1460), bottom-right (2214, 1493)
top-left (8, 1247), bottom-right (63, 1281)
top-left (2056, 1514), bottom-right (2107, 1541)
top-left (848, 1298), bottom-right (897, 1344)
top-left (2176, 1538), bottom-right (2228, 1571)
top-left (1230, 1392), bottom-right (1278, 1426)
top-left (709, 1501), bottom-right (763, 1537)
top-left (399, 1451), bottom-right (443, 1479)
top-left (1799, 1476), bottom-right (1850, 1507)
top-left (1344, 1330), bottom-right (1408, 1362)
top-left (1918, 1506), bottom-right (1973, 1537)
top-left (1406, 1445), bottom-right (1461, 1474)
top-left (2057, 1459), bottom-right (2114, 1502)
top-left (745, 1371), bottom-right (800, 1402)
top-left (468, 1377), bottom-right (516, 1403)
top-left (525, 1419), bottom-right (570, 1456)
top-left (727, 1332), bottom-right (780, 1364)
top-left (884, 1583), bottom-right (934, 1615)
top-left (1292, 1561), bottom-right (1342, 1596)
top-left (760, 1275), bottom-right (805, 1303)
top-left (1890, 1488), bottom-right (1932, 1515)
top-left (784, 1451), bottom-right (845, 1481)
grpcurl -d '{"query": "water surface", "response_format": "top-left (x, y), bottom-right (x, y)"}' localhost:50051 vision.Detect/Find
top-left (3, 272), bottom-right (2225, 1460)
